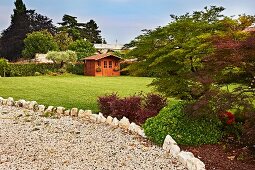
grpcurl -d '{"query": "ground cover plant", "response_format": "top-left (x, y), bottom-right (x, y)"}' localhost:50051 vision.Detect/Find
top-left (0, 75), bottom-right (153, 112)
top-left (143, 102), bottom-right (223, 145)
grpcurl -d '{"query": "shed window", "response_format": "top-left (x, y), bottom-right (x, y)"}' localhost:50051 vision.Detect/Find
top-left (109, 61), bottom-right (112, 68)
top-left (97, 61), bottom-right (101, 67)
top-left (104, 61), bottom-right (107, 68)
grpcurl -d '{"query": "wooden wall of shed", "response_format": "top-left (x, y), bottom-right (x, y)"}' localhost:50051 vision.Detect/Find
top-left (85, 60), bottom-right (96, 76)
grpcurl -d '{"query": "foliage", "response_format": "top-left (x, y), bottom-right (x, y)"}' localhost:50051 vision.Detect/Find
top-left (68, 39), bottom-right (96, 60)
top-left (127, 6), bottom-right (255, 144)
top-left (98, 93), bottom-right (167, 124)
top-left (57, 14), bottom-right (81, 40)
top-left (112, 51), bottom-right (126, 59)
top-left (126, 61), bottom-right (156, 77)
top-left (66, 63), bottom-right (84, 75)
top-left (58, 15), bottom-right (104, 43)
top-left (22, 30), bottom-right (58, 59)
top-left (6, 63), bottom-right (60, 77)
top-left (0, 75), bottom-right (153, 112)
top-left (81, 20), bottom-right (103, 43)
top-left (46, 50), bottom-right (77, 69)
top-left (120, 62), bottom-right (131, 75)
top-left (0, 59), bottom-right (9, 77)
top-left (143, 102), bottom-right (223, 145)
top-left (54, 31), bottom-right (73, 51)
top-left (0, 0), bottom-right (56, 61)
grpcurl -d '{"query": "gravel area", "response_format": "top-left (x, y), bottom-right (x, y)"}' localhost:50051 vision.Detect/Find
top-left (0, 105), bottom-right (186, 170)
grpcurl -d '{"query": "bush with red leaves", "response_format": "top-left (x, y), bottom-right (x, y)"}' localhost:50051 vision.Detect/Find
top-left (98, 93), bottom-right (167, 125)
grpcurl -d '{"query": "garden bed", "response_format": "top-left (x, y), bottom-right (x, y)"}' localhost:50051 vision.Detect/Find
top-left (182, 143), bottom-right (255, 170)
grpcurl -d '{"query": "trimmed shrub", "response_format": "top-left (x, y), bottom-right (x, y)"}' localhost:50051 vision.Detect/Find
top-left (143, 102), bottom-right (223, 145)
top-left (98, 93), bottom-right (167, 124)
top-left (66, 63), bottom-right (84, 75)
top-left (8, 63), bottom-right (61, 77)
top-left (2, 62), bottom-right (84, 77)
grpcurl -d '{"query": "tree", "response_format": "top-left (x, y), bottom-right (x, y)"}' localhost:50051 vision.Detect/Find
top-left (46, 50), bottom-right (77, 69)
top-left (126, 6), bottom-right (255, 109)
top-left (68, 39), bottom-right (96, 60)
top-left (54, 31), bottom-right (73, 51)
top-left (127, 6), bottom-right (255, 144)
top-left (57, 15), bottom-right (81, 40)
top-left (0, 0), bottom-right (55, 61)
top-left (58, 15), bottom-right (104, 43)
top-left (81, 20), bottom-right (103, 43)
top-left (22, 30), bottom-right (58, 59)
top-left (127, 6), bottom-right (227, 99)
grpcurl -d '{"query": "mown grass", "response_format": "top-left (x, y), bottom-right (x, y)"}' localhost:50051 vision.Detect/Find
top-left (0, 74), bottom-right (154, 112)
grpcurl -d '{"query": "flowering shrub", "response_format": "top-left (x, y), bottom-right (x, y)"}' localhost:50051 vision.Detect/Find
top-left (221, 111), bottom-right (235, 125)
top-left (98, 93), bottom-right (167, 124)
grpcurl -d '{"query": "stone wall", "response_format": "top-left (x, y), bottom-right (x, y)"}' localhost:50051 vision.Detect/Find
top-left (0, 96), bottom-right (205, 170)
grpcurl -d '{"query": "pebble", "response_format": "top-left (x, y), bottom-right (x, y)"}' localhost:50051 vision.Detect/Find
top-left (0, 105), bottom-right (186, 170)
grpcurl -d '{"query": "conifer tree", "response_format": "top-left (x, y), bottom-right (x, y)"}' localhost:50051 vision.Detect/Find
top-left (0, 0), bottom-right (55, 61)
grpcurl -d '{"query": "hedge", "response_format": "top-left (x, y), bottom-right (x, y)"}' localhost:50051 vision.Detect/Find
top-left (6, 63), bottom-right (61, 77)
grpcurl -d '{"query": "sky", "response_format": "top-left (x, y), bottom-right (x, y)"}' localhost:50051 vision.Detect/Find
top-left (0, 0), bottom-right (255, 44)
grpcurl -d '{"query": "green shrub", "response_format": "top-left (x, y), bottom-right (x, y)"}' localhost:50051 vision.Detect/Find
top-left (0, 58), bottom-right (9, 77)
top-left (4, 62), bottom-right (83, 77)
top-left (66, 63), bottom-right (84, 75)
top-left (34, 72), bottom-right (41, 76)
top-left (8, 63), bottom-right (60, 77)
top-left (143, 102), bottom-right (223, 145)
top-left (120, 62), bottom-right (131, 75)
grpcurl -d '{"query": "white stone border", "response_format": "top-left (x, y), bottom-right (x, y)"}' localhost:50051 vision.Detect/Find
top-left (0, 97), bottom-right (205, 170)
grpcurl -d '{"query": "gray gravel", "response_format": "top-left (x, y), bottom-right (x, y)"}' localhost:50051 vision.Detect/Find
top-left (0, 105), bottom-right (186, 170)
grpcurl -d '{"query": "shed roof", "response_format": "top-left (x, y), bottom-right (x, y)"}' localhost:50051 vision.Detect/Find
top-left (81, 53), bottom-right (121, 61)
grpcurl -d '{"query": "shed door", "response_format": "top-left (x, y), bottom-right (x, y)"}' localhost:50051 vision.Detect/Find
top-left (102, 60), bottom-right (113, 76)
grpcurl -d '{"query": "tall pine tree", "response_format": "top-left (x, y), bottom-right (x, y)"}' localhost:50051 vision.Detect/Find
top-left (58, 15), bottom-right (104, 43)
top-left (0, 0), bottom-right (55, 61)
top-left (82, 20), bottom-right (102, 43)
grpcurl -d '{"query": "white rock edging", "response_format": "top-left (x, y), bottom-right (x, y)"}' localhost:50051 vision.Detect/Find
top-left (163, 135), bottom-right (205, 170)
top-left (119, 117), bottom-right (130, 129)
top-left (0, 96), bottom-right (206, 170)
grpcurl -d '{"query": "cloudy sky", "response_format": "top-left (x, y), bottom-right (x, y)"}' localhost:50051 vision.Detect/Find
top-left (0, 0), bottom-right (255, 44)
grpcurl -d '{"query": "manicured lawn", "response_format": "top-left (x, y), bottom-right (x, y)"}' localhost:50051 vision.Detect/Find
top-left (0, 75), bottom-right (154, 112)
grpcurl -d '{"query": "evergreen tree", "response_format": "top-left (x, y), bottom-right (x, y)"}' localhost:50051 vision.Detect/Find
top-left (58, 15), bottom-right (103, 43)
top-left (0, 0), bottom-right (55, 61)
top-left (57, 15), bottom-right (81, 40)
top-left (82, 20), bottom-right (102, 43)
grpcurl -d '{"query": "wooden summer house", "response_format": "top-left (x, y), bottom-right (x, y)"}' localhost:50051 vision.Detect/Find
top-left (82, 53), bottom-right (121, 76)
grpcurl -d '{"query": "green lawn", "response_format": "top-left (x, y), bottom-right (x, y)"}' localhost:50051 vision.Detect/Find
top-left (0, 75), bottom-right (154, 112)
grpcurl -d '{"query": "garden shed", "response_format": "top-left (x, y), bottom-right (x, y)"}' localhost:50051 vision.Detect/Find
top-left (82, 53), bottom-right (121, 76)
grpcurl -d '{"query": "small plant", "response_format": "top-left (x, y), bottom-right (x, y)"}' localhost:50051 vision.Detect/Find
top-left (58, 68), bottom-right (67, 74)
top-left (113, 66), bottom-right (120, 72)
top-left (96, 67), bottom-right (101, 72)
top-left (34, 72), bottom-right (41, 76)
top-left (43, 111), bottom-right (55, 117)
